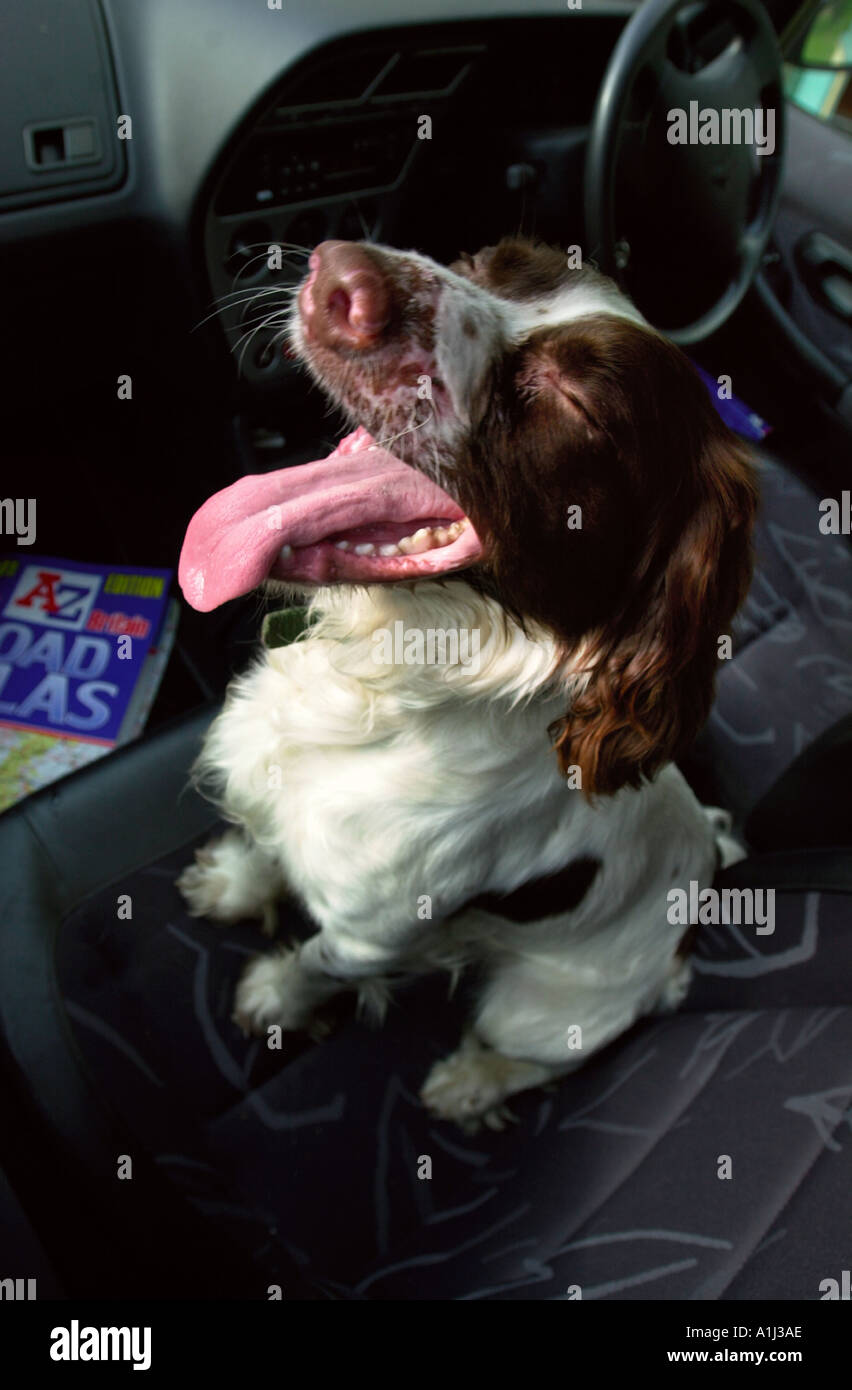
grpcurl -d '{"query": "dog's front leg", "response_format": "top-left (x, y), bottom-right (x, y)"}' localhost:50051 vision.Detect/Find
top-left (177, 827), bottom-right (285, 936)
top-left (233, 930), bottom-right (398, 1039)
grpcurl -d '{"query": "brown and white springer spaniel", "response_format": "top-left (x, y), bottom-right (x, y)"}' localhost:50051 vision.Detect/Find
top-left (177, 238), bottom-right (756, 1129)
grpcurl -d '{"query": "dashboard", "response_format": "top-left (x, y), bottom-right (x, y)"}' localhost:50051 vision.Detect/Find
top-left (0, 1), bottom-right (637, 405)
top-left (0, 1), bottom-right (636, 230)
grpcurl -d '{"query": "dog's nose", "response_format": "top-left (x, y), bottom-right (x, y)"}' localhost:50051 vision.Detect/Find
top-left (299, 241), bottom-right (392, 350)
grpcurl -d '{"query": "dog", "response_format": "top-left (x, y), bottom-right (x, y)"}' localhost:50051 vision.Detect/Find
top-left (177, 237), bottom-right (757, 1130)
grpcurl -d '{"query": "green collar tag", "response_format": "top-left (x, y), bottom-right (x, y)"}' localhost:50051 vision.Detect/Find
top-left (261, 605), bottom-right (312, 650)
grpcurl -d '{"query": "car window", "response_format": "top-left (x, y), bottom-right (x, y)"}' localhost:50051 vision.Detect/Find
top-left (784, 0), bottom-right (852, 132)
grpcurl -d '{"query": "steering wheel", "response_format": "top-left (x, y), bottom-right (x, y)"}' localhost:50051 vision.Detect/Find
top-left (584, 0), bottom-right (785, 344)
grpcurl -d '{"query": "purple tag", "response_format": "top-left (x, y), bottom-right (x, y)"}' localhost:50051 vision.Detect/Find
top-left (690, 361), bottom-right (772, 442)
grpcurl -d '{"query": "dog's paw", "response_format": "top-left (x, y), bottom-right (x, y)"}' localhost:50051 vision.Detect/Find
top-left (420, 1043), bottom-right (523, 1134)
top-left (176, 830), bottom-right (280, 935)
top-left (176, 854), bottom-right (231, 919)
top-left (232, 950), bottom-right (330, 1040)
top-left (654, 954), bottom-right (693, 1014)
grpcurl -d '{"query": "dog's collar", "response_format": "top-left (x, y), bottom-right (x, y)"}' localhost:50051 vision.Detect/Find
top-left (262, 605), bottom-right (312, 649)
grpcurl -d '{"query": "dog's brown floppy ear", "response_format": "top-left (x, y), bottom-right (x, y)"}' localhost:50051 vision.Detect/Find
top-left (546, 326), bottom-right (758, 796)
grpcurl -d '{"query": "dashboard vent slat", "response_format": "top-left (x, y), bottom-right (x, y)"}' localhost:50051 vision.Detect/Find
top-left (217, 41), bottom-right (482, 217)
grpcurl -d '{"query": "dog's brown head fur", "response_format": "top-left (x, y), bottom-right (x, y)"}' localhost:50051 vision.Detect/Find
top-left (445, 287), bottom-right (757, 794)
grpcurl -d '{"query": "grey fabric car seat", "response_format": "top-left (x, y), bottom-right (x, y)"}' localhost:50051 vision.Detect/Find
top-left (685, 452), bottom-right (852, 825)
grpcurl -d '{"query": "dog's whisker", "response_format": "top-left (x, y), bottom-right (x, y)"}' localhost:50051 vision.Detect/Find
top-left (211, 285), bottom-right (296, 306)
top-left (372, 404), bottom-right (437, 455)
top-left (233, 308), bottom-right (294, 373)
top-left (222, 314), bottom-right (288, 339)
top-left (191, 288), bottom-right (296, 334)
top-left (230, 248), bottom-right (308, 284)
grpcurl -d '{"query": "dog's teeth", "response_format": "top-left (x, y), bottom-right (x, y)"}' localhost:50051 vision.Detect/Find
top-left (354, 542), bottom-right (375, 555)
top-left (279, 544), bottom-right (293, 559)
top-left (407, 527), bottom-right (435, 554)
top-left (378, 543), bottom-right (400, 556)
top-left (335, 540), bottom-right (350, 550)
top-left (396, 520), bottom-right (467, 555)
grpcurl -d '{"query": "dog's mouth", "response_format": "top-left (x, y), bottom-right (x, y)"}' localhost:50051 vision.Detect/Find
top-left (179, 426), bottom-right (483, 612)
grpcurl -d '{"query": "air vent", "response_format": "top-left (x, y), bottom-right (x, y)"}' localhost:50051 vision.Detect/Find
top-left (265, 45), bottom-right (477, 119)
top-left (366, 48), bottom-right (473, 99)
top-left (270, 51), bottom-right (392, 108)
top-left (215, 41), bottom-right (481, 218)
top-left (216, 116), bottom-right (414, 216)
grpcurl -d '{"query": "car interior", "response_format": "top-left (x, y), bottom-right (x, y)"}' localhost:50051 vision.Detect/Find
top-left (1, 0), bottom-right (851, 1307)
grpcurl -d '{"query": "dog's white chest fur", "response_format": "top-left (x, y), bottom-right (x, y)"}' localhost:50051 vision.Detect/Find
top-left (185, 581), bottom-right (722, 1115)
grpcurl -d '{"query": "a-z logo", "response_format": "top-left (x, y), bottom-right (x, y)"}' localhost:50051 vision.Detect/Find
top-left (4, 567), bottom-right (100, 632)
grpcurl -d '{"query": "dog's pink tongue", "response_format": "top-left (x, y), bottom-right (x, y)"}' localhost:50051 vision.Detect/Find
top-left (179, 429), bottom-right (430, 611)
